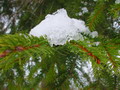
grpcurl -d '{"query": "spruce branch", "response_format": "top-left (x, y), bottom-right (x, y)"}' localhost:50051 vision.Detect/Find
top-left (0, 34), bottom-right (53, 70)
top-left (87, 1), bottom-right (105, 31)
top-left (104, 47), bottom-right (116, 68)
top-left (70, 42), bottom-right (101, 64)
top-left (110, 3), bottom-right (120, 18)
top-left (100, 38), bottom-right (120, 70)
top-left (0, 34), bottom-right (120, 74)
top-left (0, 45), bottom-right (40, 58)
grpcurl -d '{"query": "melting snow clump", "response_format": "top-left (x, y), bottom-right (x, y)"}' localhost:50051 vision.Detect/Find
top-left (30, 8), bottom-right (97, 46)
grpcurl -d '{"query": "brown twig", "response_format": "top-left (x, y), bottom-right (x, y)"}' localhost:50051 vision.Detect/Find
top-left (71, 43), bottom-right (101, 64)
top-left (0, 44), bottom-right (40, 58)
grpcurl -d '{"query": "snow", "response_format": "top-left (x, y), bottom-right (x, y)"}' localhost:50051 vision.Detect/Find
top-left (115, 0), bottom-right (120, 4)
top-left (78, 12), bottom-right (82, 16)
top-left (113, 21), bottom-right (120, 33)
top-left (81, 7), bottom-right (88, 13)
top-left (30, 8), bottom-right (97, 46)
top-left (90, 31), bottom-right (98, 38)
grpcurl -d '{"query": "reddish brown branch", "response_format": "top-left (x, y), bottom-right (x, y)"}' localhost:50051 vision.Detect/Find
top-left (0, 50), bottom-right (12, 58)
top-left (72, 43), bottom-right (101, 64)
top-left (0, 43), bottom-right (101, 65)
top-left (0, 44), bottom-right (40, 58)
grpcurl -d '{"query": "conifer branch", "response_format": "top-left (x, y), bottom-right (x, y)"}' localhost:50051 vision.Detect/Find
top-left (71, 43), bottom-right (101, 64)
top-left (0, 34), bottom-right (53, 70)
top-left (110, 4), bottom-right (120, 18)
top-left (0, 44), bottom-right (40, 58)
top-left (104, 47), bottom-right (116, 68)
top-left (87, 1), bottom-right (105, 31)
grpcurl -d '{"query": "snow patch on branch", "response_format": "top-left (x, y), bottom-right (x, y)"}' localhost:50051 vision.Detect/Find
top-left (30, 9), bottom-right (97, 46)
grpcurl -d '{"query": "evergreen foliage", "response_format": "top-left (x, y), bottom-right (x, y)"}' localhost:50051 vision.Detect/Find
top-left (0, 0), bottom-right (120, 89)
